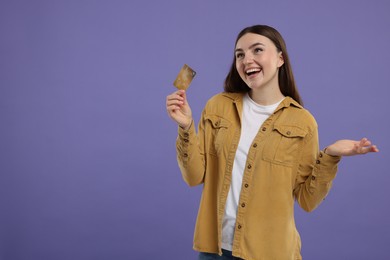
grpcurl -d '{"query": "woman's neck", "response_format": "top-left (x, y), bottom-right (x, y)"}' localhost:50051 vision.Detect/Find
top-left (248, 87), bottom-right (285, 106)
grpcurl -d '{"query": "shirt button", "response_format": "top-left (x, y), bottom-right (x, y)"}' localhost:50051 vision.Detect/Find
top-left (262, 127), bottom-right (267, 131)
top-left (184, 133), bottom-right (189, 138)
top-left (183, 153), bottom-right (188, 157)
top-left (312, 176), bottom-right (316, 180)
top-left (184, 139), bottom-right (189, 143)
top-left (247, 164), bottom-right (252, 169)
top-left (316, 160), bottom-right (321, 164)
top-left (237, 224), bottom-right (242, 229)
top-left (286, 131), bottom-right (291, 135)
top-left (253, 143), bottom-right (257, 148)
top-left (319, 153), bottom-right (323, 158)
top-left (241, 203), bottom-right (246, 208)
top-left (244, 184), bottom-right (249, 188)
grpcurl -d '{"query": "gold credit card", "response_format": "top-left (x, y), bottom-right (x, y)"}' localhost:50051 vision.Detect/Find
top-left (173, 64), bottom-right (196, 90)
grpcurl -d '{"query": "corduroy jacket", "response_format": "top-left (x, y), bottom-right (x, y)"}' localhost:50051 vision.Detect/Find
top-left (176, 92), bottom-right (341, 260)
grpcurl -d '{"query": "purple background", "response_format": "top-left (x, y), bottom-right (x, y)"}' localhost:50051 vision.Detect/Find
top-left (1, 1), bottom-right (389, 259)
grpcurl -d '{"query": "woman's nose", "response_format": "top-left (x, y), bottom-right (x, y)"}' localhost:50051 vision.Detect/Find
top-left (244, 54), bottom-right (254, 65)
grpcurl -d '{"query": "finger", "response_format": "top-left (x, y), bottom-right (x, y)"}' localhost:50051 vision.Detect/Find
top-left (371, 145), bottom-right (379, 152)
top-left (359, 146), bottom-right (370, 154)
top-left (170, 89), bottom-right (185, 100)
top-left (177, 89), bottom-right (186, 95)
top-left (362, 138), bottom-right (373, 147)
top-left (356, 138), bottom-right (370, 153)
top-left (180, 90), bottom-right (188, 104)
top-left (167, 93), bottom-right (184, 102)
top-left (166, 102), bottom-right (184, 114)
top-left (166, 98), bottom-right (184, 107)
top-left (354, 142), bottom-right (363, 154)
top-left (166, 97), bottom-right (183, 109)
top-left (365, 145), bottom-right (379, 153)
top-left (166, 94), bottom-right (184, 106)
top-left (360, 144), bottom-right (380, 154)
top-left (359, 138), bottom-right (368, 147)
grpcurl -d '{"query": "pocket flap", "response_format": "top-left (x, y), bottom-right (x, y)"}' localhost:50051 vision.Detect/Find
top-left (204, 115), bottom-right (230, 128)
top-left (273, 125), bottom-right (307, 138)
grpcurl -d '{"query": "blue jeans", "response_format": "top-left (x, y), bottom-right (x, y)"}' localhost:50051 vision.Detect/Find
top-left (198, 249), bottom-right (243, 260)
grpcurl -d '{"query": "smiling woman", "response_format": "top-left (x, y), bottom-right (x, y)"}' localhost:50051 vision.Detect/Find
top-left (225, 25), bottom-right (301, 107)
top-left (234, 33), bottom-right (285, 105)
top-left (166, 25), bottom-right (378, 260)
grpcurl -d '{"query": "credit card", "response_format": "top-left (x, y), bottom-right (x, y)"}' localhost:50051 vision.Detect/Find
top-left (173, 64), bottom-right (196, 90)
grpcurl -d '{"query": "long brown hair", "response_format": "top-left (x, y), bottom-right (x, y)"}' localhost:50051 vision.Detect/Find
top-left (224, 25), bottom-right (303, 105)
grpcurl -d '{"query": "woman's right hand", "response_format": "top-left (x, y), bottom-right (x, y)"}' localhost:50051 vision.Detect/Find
top-left (166, 90), bottom-right (193, 130)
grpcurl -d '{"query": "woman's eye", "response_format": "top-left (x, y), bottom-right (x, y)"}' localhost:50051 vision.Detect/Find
top-left (236, 53), bottom-right (244, 59)
top-left (254, 48), bottom-right (263, 53)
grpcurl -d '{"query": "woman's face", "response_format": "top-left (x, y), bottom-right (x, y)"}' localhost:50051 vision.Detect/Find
top-left (235, 33), bottom-right (284, 91)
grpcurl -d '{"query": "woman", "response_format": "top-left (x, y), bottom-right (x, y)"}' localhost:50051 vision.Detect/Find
top-left (166, 25), bottom-right (378, 260)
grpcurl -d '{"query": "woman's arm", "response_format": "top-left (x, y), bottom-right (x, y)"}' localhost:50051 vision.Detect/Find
top-left (167, 90), bottom-right (206, 186)
top-left (294, 134), bottom-right (379, 212)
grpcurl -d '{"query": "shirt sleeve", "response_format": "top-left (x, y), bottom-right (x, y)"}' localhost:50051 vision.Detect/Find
top-left (293, 128), bottom-right (341, 212)
top-left (176, 112), bottom-right (207, 187)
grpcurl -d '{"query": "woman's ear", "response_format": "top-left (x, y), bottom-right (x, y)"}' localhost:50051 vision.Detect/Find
top-left (277, 52), bottom-right (284, 68)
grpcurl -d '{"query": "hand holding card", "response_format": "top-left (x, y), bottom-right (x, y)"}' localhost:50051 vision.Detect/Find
top-left (173, 64), bottom-right (196, 90)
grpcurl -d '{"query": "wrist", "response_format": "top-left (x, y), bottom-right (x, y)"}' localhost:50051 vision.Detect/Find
top-left (323, 147), bottom-right (328, 155)
top-left (180, 119), bottom-right (193, 131)
top-left (323, 146), bottom-right (340, 157)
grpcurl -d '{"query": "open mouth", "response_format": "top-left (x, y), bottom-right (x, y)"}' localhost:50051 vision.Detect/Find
top-left (245, 68), bottom-right (262, 77)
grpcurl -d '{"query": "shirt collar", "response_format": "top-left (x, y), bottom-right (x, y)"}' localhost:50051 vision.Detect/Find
top-left (221, 92), bottom-right (303, 110)
top-left (278, 96), bottom-right (303, 109)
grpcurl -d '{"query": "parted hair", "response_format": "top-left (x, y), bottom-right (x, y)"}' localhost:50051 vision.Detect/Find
top-left (224, 25), bottom-right (303, 105)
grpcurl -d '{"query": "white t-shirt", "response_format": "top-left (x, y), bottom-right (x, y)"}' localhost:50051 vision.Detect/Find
top-left (221, 94), bottom-right (284, 250)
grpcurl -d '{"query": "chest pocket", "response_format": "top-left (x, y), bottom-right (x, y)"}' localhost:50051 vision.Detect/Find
top-left (263, 124), bottom-right (307, 166)
top-left (204, 115), bottom-right (231, 155)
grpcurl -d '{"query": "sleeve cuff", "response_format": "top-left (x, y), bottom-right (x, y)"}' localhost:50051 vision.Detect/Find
top-left (312, 150), bottom-right (341, 182)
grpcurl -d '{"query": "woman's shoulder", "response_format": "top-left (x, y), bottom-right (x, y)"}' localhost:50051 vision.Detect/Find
top-left (207, 92), bottom-right (243, 103)
top-left (203, 92), bottom-right (244, 116)
top-left (279, 97), bottom-right (318, 130)
top-left (204, 92), bottom-right (243, 108)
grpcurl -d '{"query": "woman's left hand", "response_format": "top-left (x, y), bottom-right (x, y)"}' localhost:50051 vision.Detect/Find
top-left (324, 138), bottom-right (379, 157)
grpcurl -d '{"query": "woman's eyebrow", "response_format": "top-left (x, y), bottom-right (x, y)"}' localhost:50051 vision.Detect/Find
top-left (235, 42), bottom-right (265, 53)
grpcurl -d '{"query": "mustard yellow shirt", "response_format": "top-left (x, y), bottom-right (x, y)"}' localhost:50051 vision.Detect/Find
top-left (176, 92), bottom-right (341, 260)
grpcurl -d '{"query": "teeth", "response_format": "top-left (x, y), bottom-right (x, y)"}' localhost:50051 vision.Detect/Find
top-left (246, 68), bottom-right (261, 74)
